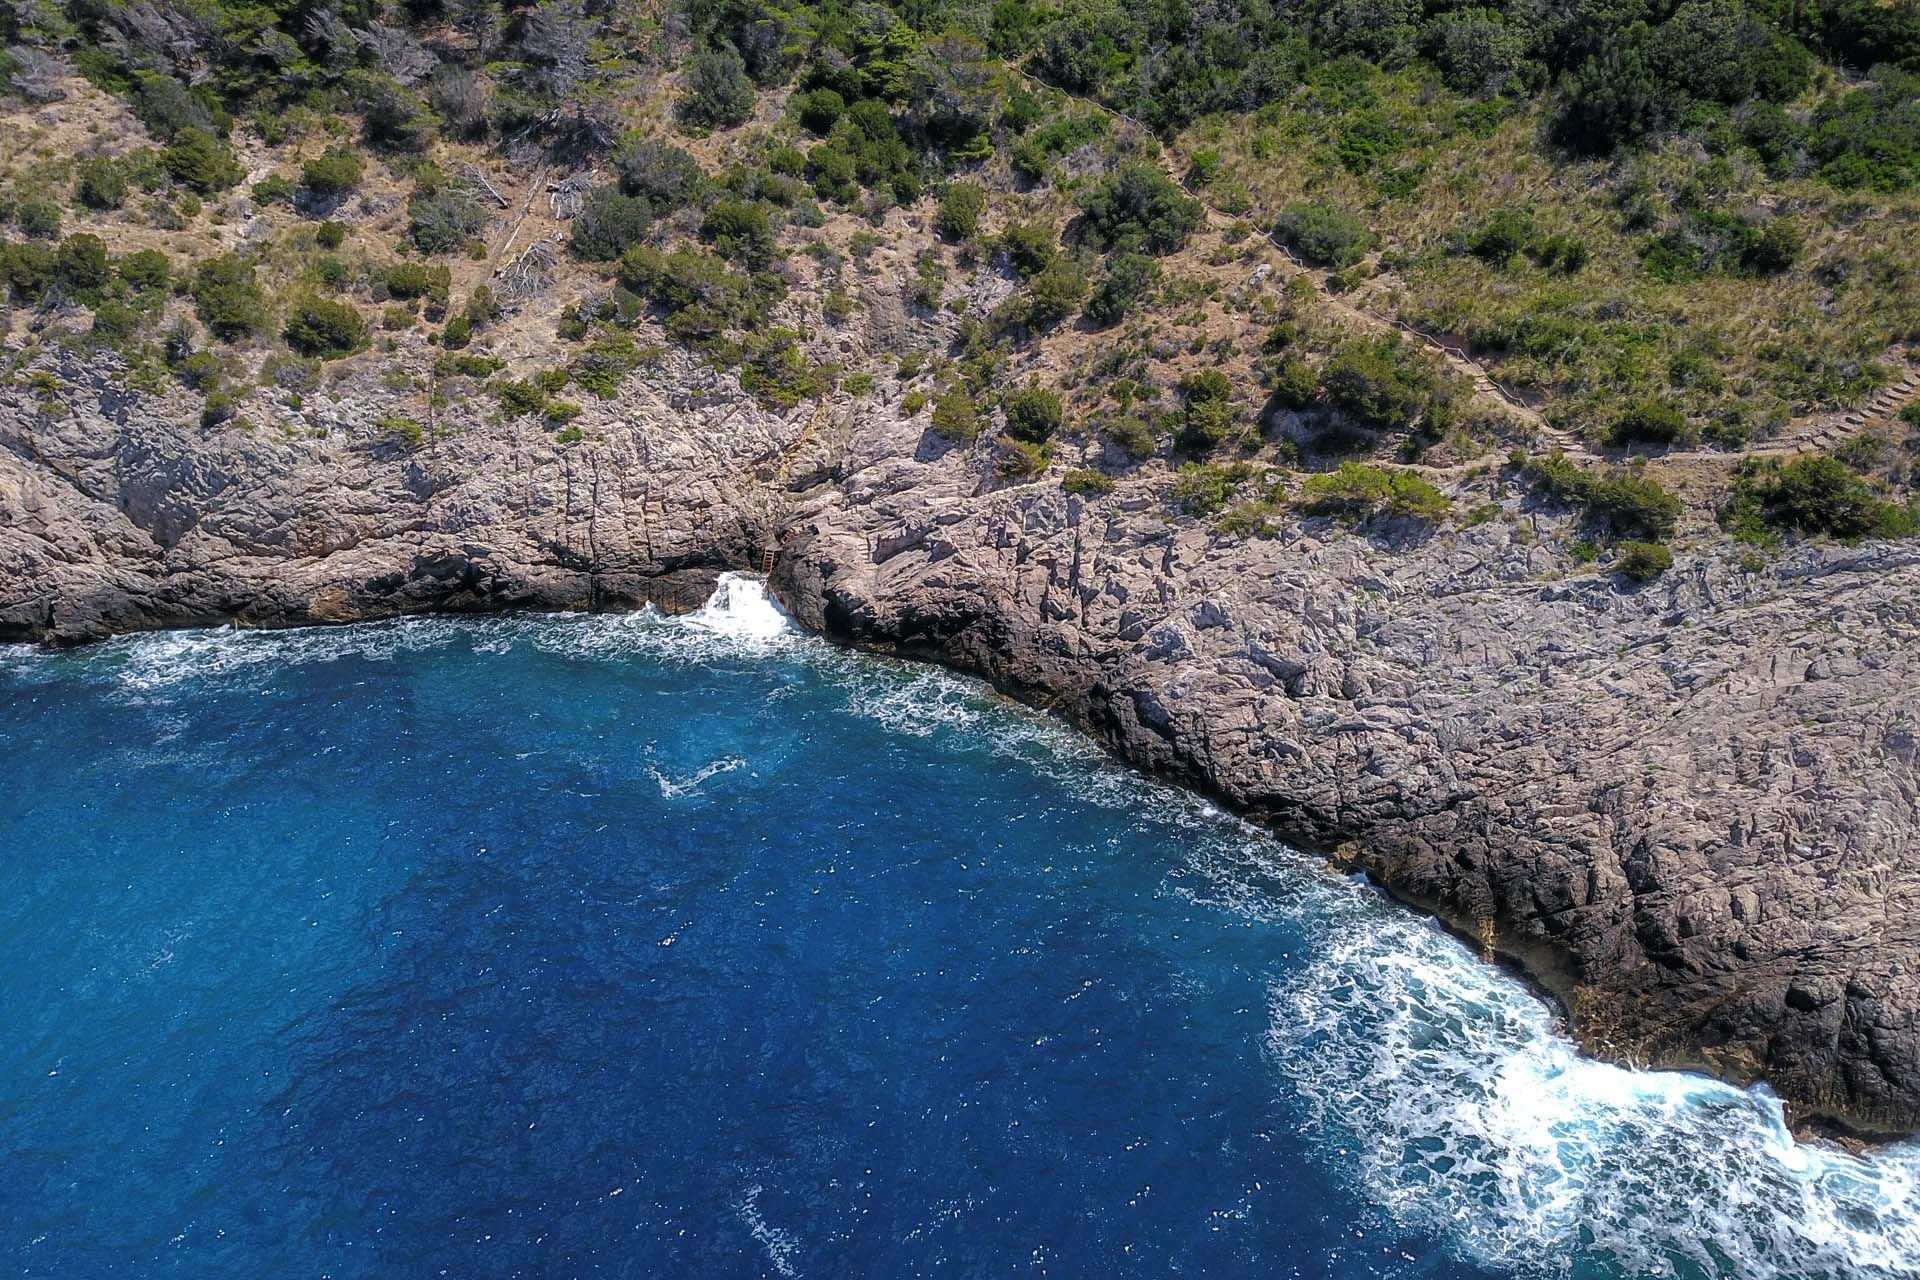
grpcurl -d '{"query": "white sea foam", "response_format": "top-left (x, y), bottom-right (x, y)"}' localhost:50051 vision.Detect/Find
top-left (683, 572), bottom-right (798, 646)
top-left (1264, 904), bottom-right (1920, 1279)
top-left (736, 1184), bottom-right (801, 1278)
top-left (647, 755), bottom-right (747, 798)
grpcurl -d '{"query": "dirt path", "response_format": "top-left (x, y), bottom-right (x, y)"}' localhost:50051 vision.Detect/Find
top-left (1008, 66), bottom-right (1920, 466)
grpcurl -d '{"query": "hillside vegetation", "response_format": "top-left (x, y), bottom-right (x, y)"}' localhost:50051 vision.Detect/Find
top-left (3, 0), bottom-right (1919, 580)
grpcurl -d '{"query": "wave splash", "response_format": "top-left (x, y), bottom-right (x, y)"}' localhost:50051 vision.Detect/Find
top-left (1265, 907), bottom-right (1920, 1279)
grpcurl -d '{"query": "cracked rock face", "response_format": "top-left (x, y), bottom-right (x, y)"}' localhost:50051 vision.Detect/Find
top-left (775, 407), bottom-right (1920, 1137)
top-left (1, 349), bottom-right (795, 641)
top-left (6, 350), bottom-right (1920, 1135)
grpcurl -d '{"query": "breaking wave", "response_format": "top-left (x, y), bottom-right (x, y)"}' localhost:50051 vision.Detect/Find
top-left (1263, 902), bottom-right (1920, 1278)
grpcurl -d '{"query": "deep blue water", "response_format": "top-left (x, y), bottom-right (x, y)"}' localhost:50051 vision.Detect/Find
top-left (3, 576), bottom-right (1917, 1280)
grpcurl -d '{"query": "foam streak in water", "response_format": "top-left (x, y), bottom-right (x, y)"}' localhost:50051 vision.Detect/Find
top-left (1264, 911), bottom-right (1920, 1279)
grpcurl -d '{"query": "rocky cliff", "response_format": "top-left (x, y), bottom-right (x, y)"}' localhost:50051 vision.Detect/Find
top-left (5, 343), bottom-right (1919, 1138)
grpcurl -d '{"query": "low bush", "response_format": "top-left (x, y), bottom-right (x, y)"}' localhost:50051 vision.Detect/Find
top-left (932, 388), bottom-right (981, 440)
top-left (118, 247), bottom-right (170, 290)
top-left (1024, 259), bottom-right (1089, 328)
top-left (1077, 163), bottom-right (1203, 255)
top-left (1296, 462), bottom-right (1449, 524)
top-left (1062, 468), bottom-right (1116, 495)
top-left (408, 190), bottom-right (488, 254)
top-left (1610, 398), bottom-right (1688, 446)
top-left (75, 157), bottom-right (128, 210)
top-left (283, 297), bottom-right (369, 358)
top-left (1004, 383), bottom-right (1063, 443)
top-left (301, 145), bottom-right (364, 196)
top-left (1085, 253), bottom-right (1158, 326)
top-left (1317, 336), bottom-right (1453, 432)
top-left (1273, 204), bottom-right (1374, 268)
top-left (191, 254), bottom-right (269, 340)
top-left (55, 234), bottom-right (111, 292)
top-left (1613, 540), bottom-right (1673, 580)
top-left (1168, 368), bottom-right (1238, 453)
top-left (162, 128), bottom-right (242, 194)
top-left (1170, 461), bottom-right (1261, 516)
top-left (384, 260), bottom-right (448, 300)
top-left (571, 188), bottom-right (653, 262)
top-left (1524, 451), bottom-right (1681, 539)
top-left (1721, 454), bottom-right (1918, 541)
top-left (937, 182), bottom-right (987, 242)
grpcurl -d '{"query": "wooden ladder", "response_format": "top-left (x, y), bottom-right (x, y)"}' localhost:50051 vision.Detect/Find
top-left (760, 547), bottom-right (775, 576)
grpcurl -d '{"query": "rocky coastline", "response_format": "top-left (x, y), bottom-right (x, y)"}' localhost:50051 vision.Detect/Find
top-left (6, 348), bottom-right (1919, 1139)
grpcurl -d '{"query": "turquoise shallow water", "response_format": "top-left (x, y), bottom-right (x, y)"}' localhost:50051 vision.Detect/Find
top-left (2, 575), bottom-right (1917, 1279)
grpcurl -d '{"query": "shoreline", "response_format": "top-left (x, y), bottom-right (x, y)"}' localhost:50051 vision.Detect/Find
top-left (7, 566), bottom-right (1911, 1149)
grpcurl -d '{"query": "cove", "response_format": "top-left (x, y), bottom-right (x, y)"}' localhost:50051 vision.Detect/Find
top-left (1, 575), bottom-right (1916, 1279)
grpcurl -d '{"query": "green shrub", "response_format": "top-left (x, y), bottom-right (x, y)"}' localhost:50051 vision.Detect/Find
top-left (1000, 221), bottom-right (1057, 278)
top-left (1004, 383), bottom-right (1063, 443)
top-left (377, 415), bottom-right (425, 447)
top-left (408, 190), bottom-right (488, 253)
top-left (1273, 204), bottom-right (1374, 268)
top-left (794, 87), bottom-right (846, 134)
top-left (283, 297), bottom-right (369, 358)
top-left (118, 247), bottom-right (170, 290)
top-left (496, 379), bottom-right (549, 417)
top-left (571, 187), bottom-right (653, 262)
top-left (1171, 461), bottom-right (1260, 516)
top-left (252, 173), bottom-right (295, 205)
top-left (1176, 367), bottom-right (1238, 452)
top-left (301, 145), bottom-right (364, 195)
top-left (15, 195), bottom-right (60, 238)
top-left (1077, 162), bottom-right (1203, 255)
top-left (0, 239), bottom-right (54, 300)
top-left (1062, 468), bottom-right (1116, 495)
top-left (316, 222), bottom-right (346, 249)
top-left (1085, 253), bottom-right (1159, 326)
top-left (1025, 258), bottom-right (1090, 328)
top-left (75, 157), bottom-right (128, 210)
top-left (1297, 462), bottom-right (1449, 524)
top-left (1722, 454), bottom-right (1918, 541)
top-left (442, 312), bottom-right (472, 348)
top-left (614, 137), bottom-right (705, 208)
top-left (1524, 451), bottom-right (1681, 539)
top-left (1809, 72), bottom-right (1920, 192)
top-left (937, 182), bottom-right (987, 242)
top-left (55, 233), bottom-right (110, 292)
top-left (1610, 399), bottom-right (1688, 446)
top-left (739, 327), bottom-right (830, 409)
top-left (1614, 540), bottom-right (1674, 580)
top-left (191, 254), bottom-right (269, 340)
top-left (90, 298), bottom-right (142, 341)
top-left (998, 437), bottom-right (1051, 476)
top-left (700, 198), bottom-right (775, 266)
top-left (1467, 208), bottom-right (1534, 263)
top-left (131, 73), bottom-right (216, 140)
top-left (1106, 415), bottom-right (1159, 457)
top-left (1317, 336), bottom-right (1451, 432)
top-left (932, 388), bottom-right (982, 440)
top-left (1529, 233), bottom-right (1589, 273)
top-left (383, 260), bottom-right (448, 300)
top-left (680, 46), bottom-right (755, 129)
top-left (162, 128), bottom-right (242, 194)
